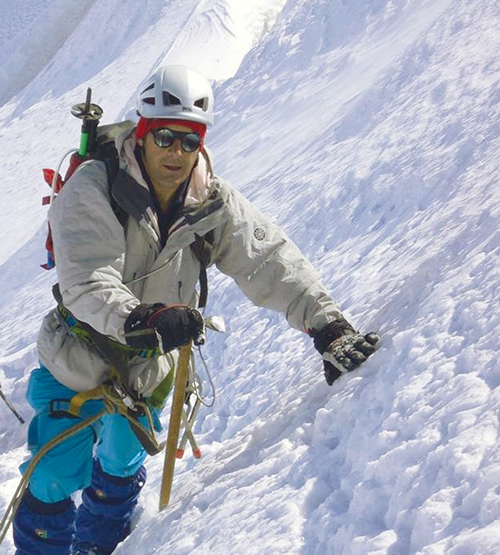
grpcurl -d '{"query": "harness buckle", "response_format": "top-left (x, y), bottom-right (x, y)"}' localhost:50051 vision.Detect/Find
top-left (112, 381), bottom-right (139, 412)
top-left (49, 399), bottom-right (80, 419)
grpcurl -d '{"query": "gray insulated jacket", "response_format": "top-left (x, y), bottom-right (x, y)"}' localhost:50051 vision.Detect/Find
top-left (38, 128), bottom-right (342, 396)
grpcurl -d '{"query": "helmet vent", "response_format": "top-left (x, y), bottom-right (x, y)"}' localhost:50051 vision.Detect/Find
top-left (141, 82), bottom-right (156, 105)
top-left (142, 82), bottom-right (155, 93)
top-left (194, 97), bottom-right (209, 111)
top-left (163, 92), bottom-right (181, 106)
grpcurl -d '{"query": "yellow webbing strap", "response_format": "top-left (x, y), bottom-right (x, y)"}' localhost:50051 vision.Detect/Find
top-left (63, 380), bottom-right (163, 456)
top-left (67, 385), bottom-right (110, 417)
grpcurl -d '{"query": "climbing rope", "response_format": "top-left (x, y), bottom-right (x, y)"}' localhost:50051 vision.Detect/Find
top-left (0, 409), bottom-right (106, 546)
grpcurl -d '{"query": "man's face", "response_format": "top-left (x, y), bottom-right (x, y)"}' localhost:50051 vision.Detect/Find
top-left (139, 123), bottom-right (199, 198)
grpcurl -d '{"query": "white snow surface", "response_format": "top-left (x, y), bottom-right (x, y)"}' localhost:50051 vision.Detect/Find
top-left (1, 0), bottom-right (500, 553)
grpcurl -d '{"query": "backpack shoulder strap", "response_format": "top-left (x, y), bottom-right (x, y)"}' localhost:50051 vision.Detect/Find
top-left (105, 157), bottom-right (128, 227)
top-left (191, 231), bottom-right (215, 309)
top-left (104, 156), bottom-right (119, 184)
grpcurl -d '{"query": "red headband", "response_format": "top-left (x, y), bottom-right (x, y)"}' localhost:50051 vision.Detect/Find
top-left (136, 117), bottom-right (207, 148)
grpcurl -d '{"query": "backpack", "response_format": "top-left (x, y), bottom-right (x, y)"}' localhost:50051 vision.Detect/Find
top-left (41, 119), bottom-right (135, 269)
top-left (42, 93), bottom-right (212, 307)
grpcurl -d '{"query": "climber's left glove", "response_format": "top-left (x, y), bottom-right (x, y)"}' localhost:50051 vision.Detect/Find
top-left (312, 317), bottom-right (379, 385)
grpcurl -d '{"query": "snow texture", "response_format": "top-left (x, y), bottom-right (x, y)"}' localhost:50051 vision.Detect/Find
top-left (1, 0), bottom-right (500, 553)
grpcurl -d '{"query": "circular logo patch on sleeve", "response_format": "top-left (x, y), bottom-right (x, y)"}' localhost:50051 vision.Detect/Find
top-left (254, 227), bottom-right (266, 241)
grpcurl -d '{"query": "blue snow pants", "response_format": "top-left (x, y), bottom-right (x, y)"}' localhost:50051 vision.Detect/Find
top-left (13, 365), bottom-right (161, 554)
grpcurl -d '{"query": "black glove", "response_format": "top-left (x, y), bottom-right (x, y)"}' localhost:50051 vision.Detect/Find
top-left (312, 317), bottom-right (379, 385)
top-left (124, 303), bottom-right (205, 352)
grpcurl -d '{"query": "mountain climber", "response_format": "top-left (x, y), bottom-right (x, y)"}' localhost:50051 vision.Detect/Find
top-left (13, 64), bottom-right (378, 555)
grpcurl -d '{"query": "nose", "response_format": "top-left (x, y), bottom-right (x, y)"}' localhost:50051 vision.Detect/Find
top-left (168, 139), bottom-right (184, 155)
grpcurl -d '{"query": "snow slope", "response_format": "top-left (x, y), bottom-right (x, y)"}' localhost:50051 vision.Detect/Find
top-left (1, 0), bottom-right (500, 553)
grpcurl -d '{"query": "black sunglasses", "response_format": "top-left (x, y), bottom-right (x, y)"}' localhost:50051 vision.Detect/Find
top-left (150, 128), bottom-right (201, 152)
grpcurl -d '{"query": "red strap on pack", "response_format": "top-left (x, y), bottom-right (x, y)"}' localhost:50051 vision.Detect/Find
top-left (42, 169), bottom-right (64, 205)
top-left (64, 152), bottom-right (86, 182)
top-left (42, 168), bottom-right (64, 191)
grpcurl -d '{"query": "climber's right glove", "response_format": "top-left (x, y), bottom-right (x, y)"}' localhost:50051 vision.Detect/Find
top-left (124, 303), bottom-right (205, 352)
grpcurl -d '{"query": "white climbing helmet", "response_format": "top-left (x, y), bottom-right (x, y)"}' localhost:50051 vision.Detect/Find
top-left (137, 65), bottom-right (214, 126)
